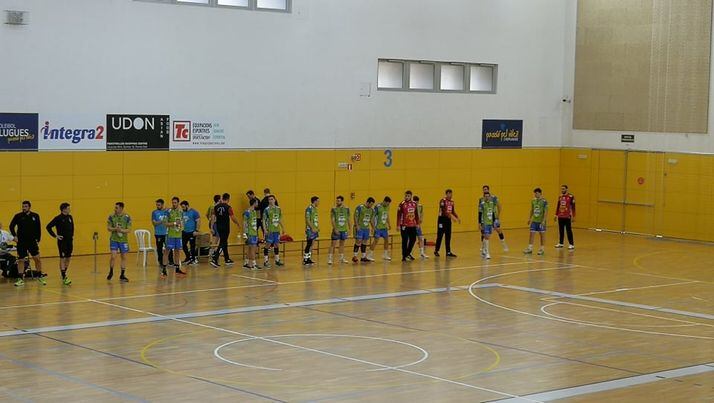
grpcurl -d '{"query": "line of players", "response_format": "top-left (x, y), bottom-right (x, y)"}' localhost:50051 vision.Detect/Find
top-left (1, 185), bottom-right (575, 286)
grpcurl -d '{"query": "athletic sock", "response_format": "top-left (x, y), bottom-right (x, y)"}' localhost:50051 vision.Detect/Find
top-left (499, 233), bottom-right (505, 240)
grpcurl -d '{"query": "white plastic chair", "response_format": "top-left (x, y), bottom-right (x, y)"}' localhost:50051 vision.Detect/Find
top-left (134, 229), bottom-right (156, 268)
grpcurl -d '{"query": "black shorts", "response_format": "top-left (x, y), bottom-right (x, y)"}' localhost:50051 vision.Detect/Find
top-left (58, 239), bottom-right (73, 258)
top-left (17, 240), bottom-right (39, 259)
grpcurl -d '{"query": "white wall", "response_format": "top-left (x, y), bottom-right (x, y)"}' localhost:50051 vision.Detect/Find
top-left (0, 0), bottom-right (570, 149)
top-left (562, 0), bottom-right (714, 154)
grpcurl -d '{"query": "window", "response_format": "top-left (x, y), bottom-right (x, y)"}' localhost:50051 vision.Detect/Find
top-left (409, 63), bottom-right (435, 90)
top-left (256, 0), bottom-right (287, 10)
top-left (470, 65), bottom-right (495, 92)
top-left (440, 64), bottom-right (464, 91)
top-left (217, 0), bottom-right (249, 7)
top-left (377, 61), bottom-right (404, 89)
top-left (136, 0), bottom-right (289, 12)
top-left (377, 59), bottom-right (496, 94)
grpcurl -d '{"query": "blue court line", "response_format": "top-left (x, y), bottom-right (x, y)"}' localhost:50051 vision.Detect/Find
top-left (491, 362), bottom-right (714, 402)
top-left (0, 284), bottom-right (490, 338)
top-left (0, 352), bottom-right (148, 402)
top-left (497, 284), bottom-right (714, 320)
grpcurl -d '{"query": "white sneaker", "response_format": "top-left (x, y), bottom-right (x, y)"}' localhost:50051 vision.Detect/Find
top-left (523, 248), bottom-right (533, 254)
top-left (366, 256), bottom-right (375, 262)
top-left (568, 245), bottom-right (575, 250)
top-left (501, 242), bottom-right (509, 252)
top-left (420, 254), bottom-right (429, 259)
top-left (327, 259), bottom-right (333, 265)
top-left (383, 255), bottom-right (392, 261)
top-left (340, 258), bottom-right (349, 264)
top-left (537, 249), bottom-right (545, 256)
top-left (485, 254), bottom-right (491, 259)
top-left (555, 244), bottom-right (564, 248)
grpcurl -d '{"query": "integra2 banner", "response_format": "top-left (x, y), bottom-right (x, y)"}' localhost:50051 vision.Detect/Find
top-left (106, 114), bottom-right (170, 151)
top-left (482, 119), bottom-right (523, 149)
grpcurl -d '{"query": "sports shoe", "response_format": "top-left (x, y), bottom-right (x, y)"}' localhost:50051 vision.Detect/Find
top-left (106, 269), bottom-right (114, 280)
top-left (275, 260), bottom-right (285, 267)
top-left (524, 248), bottom-right (533, 254)
top-left (360, 257), bottom-right (370, 263)
top-left (366, 256), bottom-right (375, 262)
top-left (407, 255), bottom-right (415, 261)
top-left (243, 263), bottom-right (251, 269)
top-left (383, 255), bottom-right (392, 261)
top-left (433, 251), bottom-right (440, 257)
top-left (182, 258), bottom-right (192, 265)
top-left (190, 259), bottom-right (199, 265)
top-left (225, 259), bottom-right (235, 266)
top-left (14, 278), bottom-right (24, 287)
top-left (446, 252), bottom-right (457, 258)
top-left (210, 259), bottom-right (220, 268)
top-left (339, 257), bottom-right (349, 264)
top-left (555, 243), bottom-right (564, 248)
top-left (568, 245), bottom-right (575, 250)
top-left (537, 249), bottom-right (545, 256)
top-left (485, 253), bottom-right (491, 259)
top-left (175, 268), bottom-right (187, 275)
top-left (327, 259), bottom-right (333, 265)
top-left (420, 253), bottom-right (429, 259)
top-left (501, 243), bottom-right (509, 252)
top-left (264, 262), bottom-right (272, 268)
top-left (161, 268), bottom-right (168, 277)
top-left (119, 275), bottom-right (129, 283)
top-left (37, 276), bottom-right (47, 286)
top-left (62, 277), bottom-right (72, 286)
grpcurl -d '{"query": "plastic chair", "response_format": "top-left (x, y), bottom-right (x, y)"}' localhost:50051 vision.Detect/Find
top-left (134, 229), bottom-right (156, 268)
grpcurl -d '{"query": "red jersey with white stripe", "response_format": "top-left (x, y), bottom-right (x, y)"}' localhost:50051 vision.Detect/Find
top-left (556, 194), bottom-right (575, 218)
top-left (397, 200), bottom-right (419, 227)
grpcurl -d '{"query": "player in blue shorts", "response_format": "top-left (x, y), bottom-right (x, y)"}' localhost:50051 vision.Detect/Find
top-left (480, 185), bottom-right (509, 253)
top-left (328, 195), bottom-right (351, 265)
top-left (479, 192), bottom-right (498, 259)
top-left (353, 197), bottom-right (375, 262)
top-left (243, 197), bottom-right (260, 270)
top-left (524, 188), bottom-right (548, 255)
top-left (262, 195), bottom-right (284, 268)
top-left (107, 202), bottom-right (131, 282)
top-left (165, 197), bottom-right (187, 277)
top-left (303, 196), bottom-right (320, 266)
top-left (370, 196), bottom-right (392, 261)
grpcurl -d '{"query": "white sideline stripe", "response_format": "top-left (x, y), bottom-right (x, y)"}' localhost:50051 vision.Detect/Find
top-left (0, 284), bottom-right (498, 338)
top-left (499, 284), bottom-right (714, 321)
top-left (492, 362), bottom-right (714, 402)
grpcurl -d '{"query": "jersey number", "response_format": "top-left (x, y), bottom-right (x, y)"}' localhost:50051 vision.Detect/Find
top-left (384, 149), bottom-right (393, 168)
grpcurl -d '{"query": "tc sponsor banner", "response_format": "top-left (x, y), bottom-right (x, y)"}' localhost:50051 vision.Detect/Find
top-left (106, 114), bottom-right (170, 151)
top-left (170, 119), bottom-right (226, 149)
top-left (482, 119), bottom-right (523, 149)
top-left (39, 116), bottom-right (106, 150)
top-left (0, 113), bottom-right (39, 151)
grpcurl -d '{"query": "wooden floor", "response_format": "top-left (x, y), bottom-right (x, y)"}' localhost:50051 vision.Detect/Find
top-left (0, 230), bottom-right (712, 402)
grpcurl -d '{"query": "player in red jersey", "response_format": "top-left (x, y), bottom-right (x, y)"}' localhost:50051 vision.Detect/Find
top-left (397, 190), bottom-right (420, 262)
top-left (554, 185), bottom-right (575, 250)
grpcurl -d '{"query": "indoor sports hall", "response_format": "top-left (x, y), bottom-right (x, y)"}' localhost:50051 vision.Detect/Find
top-left (0, 1), bottom-right (712, 402)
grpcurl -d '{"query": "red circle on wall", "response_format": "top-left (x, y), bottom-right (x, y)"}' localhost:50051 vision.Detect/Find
top-left (637, 177), bottom-right (645, 185)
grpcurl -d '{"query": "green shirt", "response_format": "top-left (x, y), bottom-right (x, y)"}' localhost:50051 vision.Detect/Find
top-left (264, 205), bottom-right (282, 233)
top-left (531, 198), bottom-right (548, 223)
top-left (305, 205), bottom-right (319, 231)
top-left (108, 214), bottom-right (132, 243)
top-left (354, 204), bottom-right (374, 230)
top-left (331, 206), bottom-right (350, 232)
top-left (480, 199), bottom-right (497, 226)
top-left (374, 204), bottom-right (390, 230)
top-left (167, 209), bottom-right (183, 238)
top-left (206, 205), bottom-right (214, 220)
top-left (244, 209), bottom-right (258, 236)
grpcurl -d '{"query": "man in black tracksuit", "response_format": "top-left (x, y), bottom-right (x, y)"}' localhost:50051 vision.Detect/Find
top-left (46, 202), bottom-right (75, 285)
top-left (210, 193), bottom-right (239, 268)
top-left (9, 200), bottom-right (44, 285)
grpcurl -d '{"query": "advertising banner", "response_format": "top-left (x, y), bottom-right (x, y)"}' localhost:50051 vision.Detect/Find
top-left (482, 119), bottom-right (523, 149)
top-left (0, 113), bottom-right (39, 151)
top-left (106, 114), bottom-right (170, 151)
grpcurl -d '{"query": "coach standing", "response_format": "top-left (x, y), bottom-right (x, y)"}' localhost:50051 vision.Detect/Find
top-left (46, 202), bottom-right (74, 285)
top-left (397, 190), bottom-right (419, 261)
top-left (9, 201), bottom-right (44, 286)
top-left (554, 185), bottom-right (575, 250)
top-left (434, 189), bottom-right (460, 258)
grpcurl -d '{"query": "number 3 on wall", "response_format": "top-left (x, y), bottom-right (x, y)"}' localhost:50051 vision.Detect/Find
top-left (384, 149), bottom-right (393, 168)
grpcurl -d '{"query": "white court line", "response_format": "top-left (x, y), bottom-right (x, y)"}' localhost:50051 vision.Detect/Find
top-left (231, 274), bottom-right (279, 284)
top-left (0, 261), bottom-right (529, 310)
top-left (491, 362), bottom-right (714, 402)
top-left (540, 281), bottom-right (697, 301)
top-left (540, 302), bottom-right (699, 329)
top-left (69, 291), bottom-right (538, 402)
top-left (0, 284), bottom-right (490, 338)
top-left (213, 334), bottom-right (430, 372)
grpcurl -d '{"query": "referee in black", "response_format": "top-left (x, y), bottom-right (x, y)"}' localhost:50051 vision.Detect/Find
top-left (46, 202), bottom-right (74, 285)
top-left (9, 200), bottom-right (44, 286)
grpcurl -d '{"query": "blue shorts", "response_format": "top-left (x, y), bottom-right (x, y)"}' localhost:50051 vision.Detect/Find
top-left (167, 237), bottom-right (182, 250)
top-left (355, 228), bottom-right (371, 241)
top-left (416, 227), bottom-right (423, 237)
top-left (530, 222), bottom-right (546, 232)
top-left (331, 231), bottom-right (348, 241)
top-left (481, 225), bottom-right (493, 235)
top-left (374, 229), bottom-right (389, 239)
top-left (110, 241), bottom-right (129, 253)
top-left (246, 235), bottom-right (258, 246)
top-left (306, 230), bottom-right (319, 241)
top-left (266, 232), bottom-right (281, 245)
